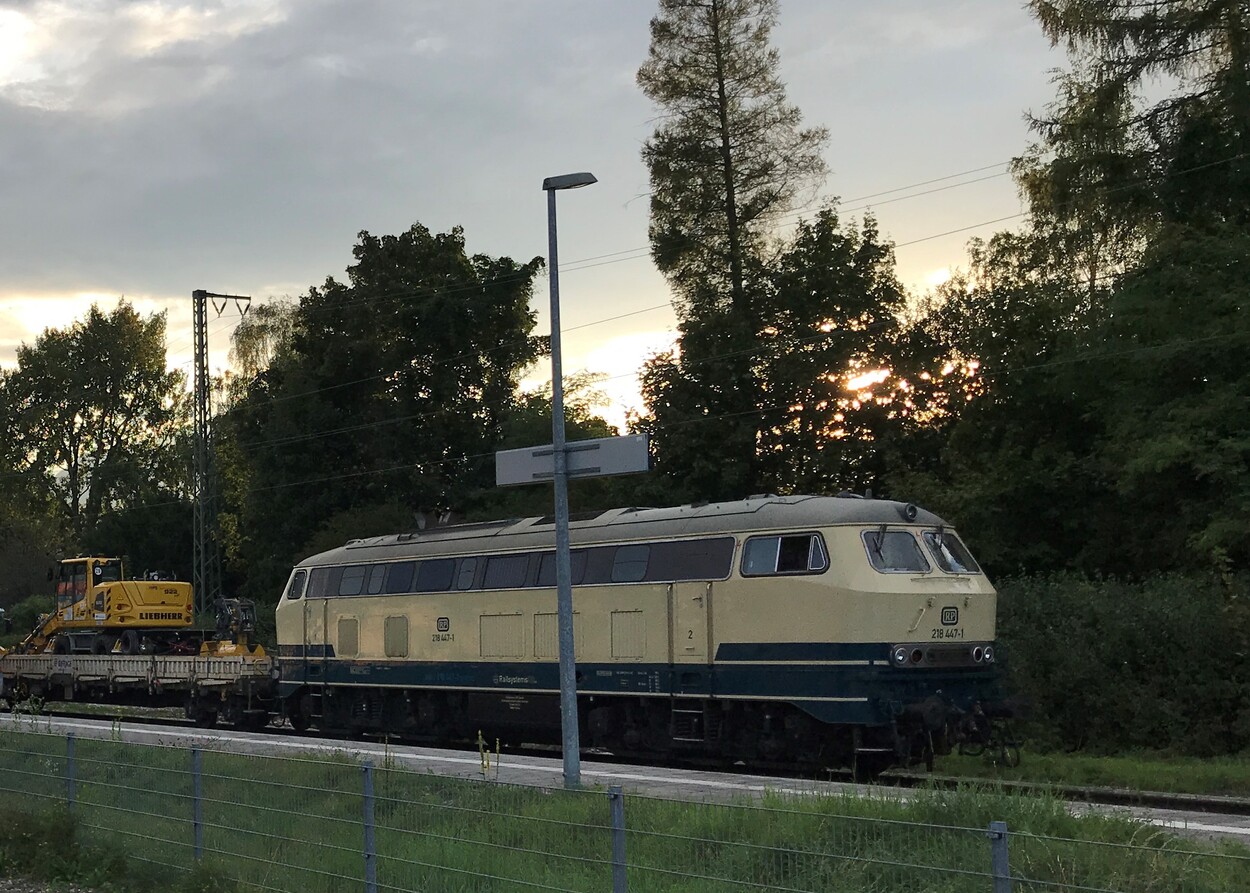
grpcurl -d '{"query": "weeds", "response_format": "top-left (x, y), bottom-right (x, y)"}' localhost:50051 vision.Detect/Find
top-left (935, 749), bottom-right (1250, 798)
top-left (0, 729), bottom-right (1243, 893)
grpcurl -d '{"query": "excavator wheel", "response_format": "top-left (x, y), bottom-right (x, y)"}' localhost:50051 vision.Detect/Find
top-left (51, 636), bottom-right (71, 655)
top-left (119, 630), bottom-right (141, 655)
top-left (91, 635), bottom-right (116, 655)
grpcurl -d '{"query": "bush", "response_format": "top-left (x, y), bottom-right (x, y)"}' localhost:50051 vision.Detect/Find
top-left (997, 571), bottom-right (1250, 756)
top-left (3, 594), bottom-right (54, 645)
top-left (0, 805), bottom-right (241, 892)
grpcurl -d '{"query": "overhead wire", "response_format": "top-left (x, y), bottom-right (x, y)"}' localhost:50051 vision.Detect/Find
top-left (22, 324), bottom-right (1246, 518)
top-left (95, 149), bottom-right (1250, 460)
top-left (81, 159), bottom-right (1012, 410)
top-left (4, 152), bottom-right (1246, 509)
top-left (120, 160), bottom-right (1011, 415)
top-left (205, 147), bottom-right (1245, 441)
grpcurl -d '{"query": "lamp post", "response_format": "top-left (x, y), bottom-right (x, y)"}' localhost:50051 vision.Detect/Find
top-left (543, 171), bottom-right (597, 789)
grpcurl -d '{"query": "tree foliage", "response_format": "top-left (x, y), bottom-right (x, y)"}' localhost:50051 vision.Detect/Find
top-left (893, 0), bottom-right (1250, 579)
top-left (3, 301), bottom-right (187, 538)
top-left (638, 0), bottom-right (828, 315)
top-left (1093, 222), bottom-right (1250, 571)
top-left (755, 211), bottom-right (911, 494)
top-left (1019, 0), bottom-right (1250, 265)
top-left (636, 0), bottom-right (831, 500)
top-left (220, 223), bottom-right (547, 599)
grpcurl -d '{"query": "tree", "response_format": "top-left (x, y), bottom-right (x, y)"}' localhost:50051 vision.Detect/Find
top-left (1093, 222), bottom-right (1250, 571)
top-left (636, 0), bottom-right (829, 500)
top-left (220, 223), bottom-right (546, 600)
top-left (3, 301), bottom-right (188, 538)
top-left (638, 0), bottom-right (828, 315)
top-left (756, 210), bottom-right (909, 495)
top-left (882, 233), bottom-right (1112, 576)
top-left (228, 300), bottom-right (298, 384)
top-left (1022, 0), bottom-right (1250, 245)
top-left (892, 1), bottom-right (1250, 576)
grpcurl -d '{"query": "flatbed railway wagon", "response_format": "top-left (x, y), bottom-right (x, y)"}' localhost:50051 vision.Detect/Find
top-left (0, 652), bottom-right (276, 729)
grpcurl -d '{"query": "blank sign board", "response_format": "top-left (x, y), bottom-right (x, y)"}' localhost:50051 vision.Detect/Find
top-left (496, 434), bottom-right (650, 487)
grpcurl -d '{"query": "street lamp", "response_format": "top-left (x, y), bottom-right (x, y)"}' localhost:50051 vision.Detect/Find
top-left (543, 170), bottom-right (597, 789)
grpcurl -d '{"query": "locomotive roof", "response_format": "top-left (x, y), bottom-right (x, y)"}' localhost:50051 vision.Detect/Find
top-left (297, 494), bottom-right (951, 567)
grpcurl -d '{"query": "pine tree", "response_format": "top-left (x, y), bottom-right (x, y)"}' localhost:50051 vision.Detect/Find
top-left (636, 0), bottom-right (828, 500)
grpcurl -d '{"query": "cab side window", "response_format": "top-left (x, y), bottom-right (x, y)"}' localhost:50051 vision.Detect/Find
top-left (741, 533), bottom-right (828, 576)
top-left (287, 570), bottom-right (307, 600)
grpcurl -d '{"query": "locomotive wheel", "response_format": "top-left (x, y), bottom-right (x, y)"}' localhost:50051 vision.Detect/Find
top-left (852, 752), bottom-right (894, 783)
top-left (118, 630), bottom-right (140, 655)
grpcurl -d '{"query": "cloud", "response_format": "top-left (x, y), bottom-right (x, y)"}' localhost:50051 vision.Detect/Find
top-left (0, 290), bottom-right (169, 362)
top-left (0, 0), bottom-right (291, 112)
top-left (0, 0), bottom-right (1057, 421)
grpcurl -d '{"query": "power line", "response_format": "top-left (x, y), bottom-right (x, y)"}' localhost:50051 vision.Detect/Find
top-left (145, 148), bottom-right (1250, 449)
top-left (5, 152), bottom-right (1246, 492)
top-left (35, 324), bottom-right (1247, 521)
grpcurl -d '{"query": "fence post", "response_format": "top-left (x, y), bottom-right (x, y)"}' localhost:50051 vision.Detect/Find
top-left (65, 733), bottom-right (76, 810)
top-left (609, 785), bottom-right (627, 893)
top-left (363, 762), bottom-right (377, 893)
top-left (987, 820), bottom-right (1012, 893)
top-left (192, 747), bottom-right (203, 861)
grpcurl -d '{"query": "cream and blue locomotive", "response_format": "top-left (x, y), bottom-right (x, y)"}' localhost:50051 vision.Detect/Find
top-left (274, 494), bottom-right (1004, 773)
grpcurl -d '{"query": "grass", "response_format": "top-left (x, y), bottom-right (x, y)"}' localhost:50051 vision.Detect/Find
top-left (935, 749), bottom-right (1250, 798)
top-left (0, 725), bottom-right (1245, 893)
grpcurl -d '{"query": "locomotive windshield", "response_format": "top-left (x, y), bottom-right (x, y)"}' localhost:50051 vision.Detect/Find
top-left (862, 530), bottom-right (930, 573)
top-left (923, 530), bottom-right (981, 574)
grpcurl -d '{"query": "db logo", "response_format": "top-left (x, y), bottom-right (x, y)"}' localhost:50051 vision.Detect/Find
top-left (436, 617), bottom-right (450, 633)
top-left (941, 607), bottom-right (959, 626)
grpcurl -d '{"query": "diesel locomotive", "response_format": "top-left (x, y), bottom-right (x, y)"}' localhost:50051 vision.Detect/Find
top-left (274, 494), bottom-right (1007, 775)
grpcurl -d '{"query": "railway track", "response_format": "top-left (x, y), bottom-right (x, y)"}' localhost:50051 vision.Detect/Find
top-left (26, 703), bottom-right (1250, 819)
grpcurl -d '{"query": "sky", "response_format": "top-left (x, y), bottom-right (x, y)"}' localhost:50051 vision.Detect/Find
top-left (0, 0), bottom-right (1062, 428)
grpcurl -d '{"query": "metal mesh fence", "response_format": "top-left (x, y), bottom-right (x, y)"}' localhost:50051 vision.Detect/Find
top-left (1007, 826), bottom-right (1250, 893)
top-left (0, 723), bottom-right (1245, 893)
top-left (619, 794), bottom-right (994, 892)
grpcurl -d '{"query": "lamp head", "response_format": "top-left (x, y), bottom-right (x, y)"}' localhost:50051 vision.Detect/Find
top-left (542, 172), bottom-right (598, 191)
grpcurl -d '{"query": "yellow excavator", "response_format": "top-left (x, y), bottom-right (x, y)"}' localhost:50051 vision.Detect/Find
top-left (14, 556), bottom-right (263, 657)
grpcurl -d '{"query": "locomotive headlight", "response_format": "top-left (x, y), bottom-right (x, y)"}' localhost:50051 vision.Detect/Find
top-left (984, 646), bottom-right (995, 663)
top-left (972, 646), bottom-right (984, 663)
top-left (892, 645), bottom-right (908, 666)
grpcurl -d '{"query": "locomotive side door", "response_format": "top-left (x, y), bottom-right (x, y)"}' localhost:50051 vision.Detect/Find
top-left (302, 596), bottom-right (328, 678)
top-left (669, 581), bottom-right (711, 663)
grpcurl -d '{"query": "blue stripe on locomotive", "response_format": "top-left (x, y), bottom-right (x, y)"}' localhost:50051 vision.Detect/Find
top-left (277, 640), bottom-right (1001, 726)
